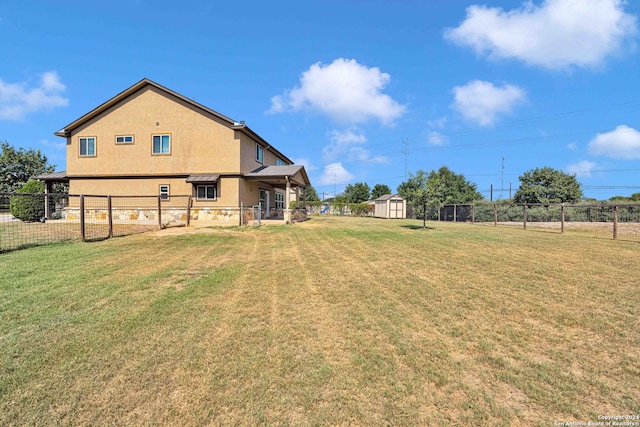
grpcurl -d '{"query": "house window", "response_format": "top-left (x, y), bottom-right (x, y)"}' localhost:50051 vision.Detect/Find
top-left (153, 134), bottom-right (171, 154)
top-left (196, 185), bottom-right (216, 200)
top-left (159, 185), bottom-right (170, 200)
top-left (116, 135), bottom-right (134, 144)
top-left (275, 191), bottom-right (285, 210)
top-left (276, 158), bottom-right (286, 166)
top-left (256, 144), bottom-right (263, 163)
top-left (79, 137), bottom-right (96, 157)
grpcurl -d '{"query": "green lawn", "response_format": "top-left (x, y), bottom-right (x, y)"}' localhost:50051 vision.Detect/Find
top-left (1, 217), bottom-right (638, 426)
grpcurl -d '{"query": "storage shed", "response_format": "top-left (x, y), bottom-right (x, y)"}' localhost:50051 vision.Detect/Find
top-left (374, 194), bottom-right (406, 219)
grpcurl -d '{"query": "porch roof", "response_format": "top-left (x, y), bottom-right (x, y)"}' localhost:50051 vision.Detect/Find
top-left (244, 165), bottom-right (310, 187)
top-left (34, 171), bottom-right (69, 182)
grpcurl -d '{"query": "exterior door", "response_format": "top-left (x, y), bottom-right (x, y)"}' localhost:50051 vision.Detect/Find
top-left (259, 189), bottom-right (270, 217)
top-left (390, 200), bottom-right (403, 218)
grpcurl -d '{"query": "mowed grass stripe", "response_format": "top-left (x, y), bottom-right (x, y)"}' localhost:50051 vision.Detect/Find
top-left (0, 217), bottom-right (638, 426)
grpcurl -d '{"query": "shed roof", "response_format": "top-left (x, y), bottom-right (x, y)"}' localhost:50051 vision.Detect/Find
top-left (186, 174), bottom-right (220, 183)
top-left (34, 171), bottom-right (68, 182)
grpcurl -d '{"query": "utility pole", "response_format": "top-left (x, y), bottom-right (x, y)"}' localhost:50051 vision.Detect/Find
top-left (401, 138), bottom-right (409, 181)
top-left (333, 175), bottom-right (336, 202)
top-left (501, 156), bottom-right (505, 199)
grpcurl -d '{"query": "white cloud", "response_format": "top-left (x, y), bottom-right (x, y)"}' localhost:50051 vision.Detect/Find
top-left (444, 0), bottom-right (638, 69)
top-left (0, 71), bottom-right (69, 120)
top-left (318, 162), bottom-right (355, 186)
top-left (291, 157), bottom-right (314, 172)
top-left (567, 142), bottom-right (578, 151)
top-left (428, 116), bottom-right (448, 129)
top-left (427, 131), bottom-right (448, 146)
top-left (566, 160), bottom-right (597, 177)
top-left (451, 80), bottom-right (526, 126)
top-left (322, 129), bottom-right (367, 161)
top-left (588, 125), bottom-right (640, 159)
top-left (269, 58), bottom-right (406, 125)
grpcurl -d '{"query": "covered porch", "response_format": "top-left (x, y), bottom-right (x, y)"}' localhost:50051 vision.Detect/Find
top-left (244, 165), bottom-right (310, 224)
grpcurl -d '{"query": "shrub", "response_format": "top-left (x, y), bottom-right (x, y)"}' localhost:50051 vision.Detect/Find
top-left (10, 180), bottom-right (45, 222)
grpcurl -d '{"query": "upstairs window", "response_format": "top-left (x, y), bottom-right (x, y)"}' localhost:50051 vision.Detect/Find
top-left (196, 185), bottom-right (217, 200)
top-left (116, 135), bottom-right (134, 144)
top-left (153, 134), bottom-right (171, 154)
top-left (256, 144), bottom-right (263, 163)
top-left (276, 158), bottom-right (286, 166)
top-left (79, 137), bottom-right (96, 157)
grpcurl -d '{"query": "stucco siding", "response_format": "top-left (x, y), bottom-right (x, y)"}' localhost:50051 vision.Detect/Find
top-left (67, 87), bottom-right (240, 177)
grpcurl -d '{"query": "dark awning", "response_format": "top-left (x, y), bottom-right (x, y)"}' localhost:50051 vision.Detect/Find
top-left (186, 174), bottom-right (220, 183)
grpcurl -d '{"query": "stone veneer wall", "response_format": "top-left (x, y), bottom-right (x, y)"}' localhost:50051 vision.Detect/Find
top-left (60, 207), bottom-right (242, 225)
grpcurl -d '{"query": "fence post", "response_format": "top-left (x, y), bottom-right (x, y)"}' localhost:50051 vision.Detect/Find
top-left (157, 195), bottom-right (162, 229)
top-left (239, 202), bottom-right (243, 226)
top-left (80, 194), bottom-right (86, 241)
top-left (454, 204), bottom-right (457, 223)
top-left (523, 204), bottom-right (527, 230)
top-left (107, 196), bottom-right (113, 239)
top-left (561, 204), bottom-right (565, 234)
top-left (186, 195), bottom-right (192, 227)
top-left (472, 204), bottom-right (475, 224)
top-left (613, 205), bottom-right (618, 240)
top-left (493, 203), bottom-right (497, 226)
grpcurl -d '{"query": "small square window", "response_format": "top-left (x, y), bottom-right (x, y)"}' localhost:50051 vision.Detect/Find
top-left (196, 185), bottom-right (216, 200)
top-left (79, 137), bottom-right (96, 157)
top-left (153, 134), bottom-right (171, 154)
top-left (256, 144), bottom-right (263, 163)
top-left (159, 185), bottom-right (170, 200)
top-left (116, 135), bottom-right (134, 144)
top-left (276, 158), bottom-right (286, 166)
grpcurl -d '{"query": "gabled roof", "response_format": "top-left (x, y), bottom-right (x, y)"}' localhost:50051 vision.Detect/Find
top-left (375, 194), bottom-right (403, 201)
top-left (245, 165), bottom-right (310, 186)
top-left (52, 78), bottom-right (294, 164)
top-left (54, 78), bottom-right (235, 137)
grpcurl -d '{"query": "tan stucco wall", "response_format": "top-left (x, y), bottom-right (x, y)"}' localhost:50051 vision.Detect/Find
top-left (66, 87), bottom-right (240, 177)
top-left (62, 84), bottom-right (298, 208)
top-left (69, 177), bottom-right (243, 208)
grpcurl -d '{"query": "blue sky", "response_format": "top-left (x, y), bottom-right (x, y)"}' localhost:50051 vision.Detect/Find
top-left (2, 0), bottom-right (640, 200)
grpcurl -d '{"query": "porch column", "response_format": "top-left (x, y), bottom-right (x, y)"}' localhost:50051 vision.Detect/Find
top-left (44, 181), bottom-right (52, 219)
top-left (284, 176), bottom-right (292, 224)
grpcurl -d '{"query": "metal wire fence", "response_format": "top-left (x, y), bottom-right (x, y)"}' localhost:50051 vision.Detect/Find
top-left (1, 192), bottom-right (301, 252)
top-left (440, 203), bottom-right (640, 242)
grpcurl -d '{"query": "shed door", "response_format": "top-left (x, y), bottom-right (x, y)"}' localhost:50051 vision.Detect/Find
top-left (390, 199), bottom-right (403, 218)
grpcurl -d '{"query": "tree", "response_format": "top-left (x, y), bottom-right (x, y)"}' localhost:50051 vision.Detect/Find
top-left (425, 166), bottom-right (483, 207)
top-left (10, 180), bottom-right (45, 221)
top-left (514, 167), bottom-right (583, 204)
top-left (303, 186), bottom-right (320, 202)
top-left (1, 141), bottom-right (55, 193)
top-left (398, 167), bottom-right (483, 220)
top-left (343, 182), bottom-right (371, 203)
top-left (397, 170), bottom-right (430, 220)
top-left (371, 183), bottom-right (392, 199)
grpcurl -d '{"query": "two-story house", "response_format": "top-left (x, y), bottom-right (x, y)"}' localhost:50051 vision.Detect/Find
top-left (38, 78), bottom-right (310, 224)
